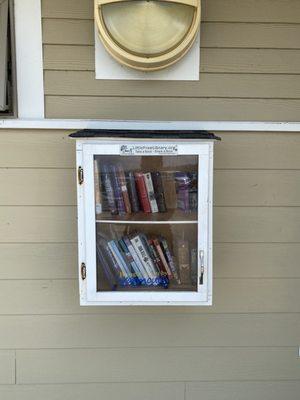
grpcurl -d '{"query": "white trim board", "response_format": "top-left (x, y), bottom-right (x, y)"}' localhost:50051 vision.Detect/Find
top-left (0, 119), bottom-right (300, 131)
top-left (14, 0), bottom-right (44, 118)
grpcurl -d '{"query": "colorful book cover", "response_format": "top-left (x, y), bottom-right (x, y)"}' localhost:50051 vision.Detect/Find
top-left (116, 164), bottom-right (132, 214)
top-left (147, 239), bottom-right (169, 288)
top-left (126, 171), bottom-right (140, 213)
top-left (118, 238), bottom-right (142, 285)
top-left (143, 172), bottom-right (159, 213)
top-left (160, 236), bottom-right (181, 284)
top-left (151, 171), bottom-right (167, 213)
top-left (110, 165), bottom-right (126, 215)
top-left (134, 172), bottom-right (151, 213)
top-left (102, 164), bottom-right (118, 215)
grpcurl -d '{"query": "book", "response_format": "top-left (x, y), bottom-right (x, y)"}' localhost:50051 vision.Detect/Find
top-left (96, 242), bottom-right (118, 290)
top-left (116, 164), bottom-right (132, 214)
top-left (143, 173), bottom-right (159, 213)
top-left (126, 171), bottom-right (140, 213)
top-left (152, 238), bottom-right (173, 280)
top-left (94, 158), bottom-right (102, 214)
top-left (110, 165), bottom-right (126, 215)
top-left (130, 233), bottom-right (159, 284)
top-left (123, 237), bottom-right (151, 285)
top-left (160, 236), bottom-right (181, 284)
top-left (102, 164), bottom-right (118, 215)
top-left (175, 172), bottom-right (191, 212)
top-left (134, 172), bottom-right (151, 213)
top-left (107, 240), bottom-right (135, 286)
top-left (151, 171), bottom-right (167, 213)
top-left (118, 238), bottom-right (142, 285)
top-left (161, 172), bottom-right (177, 210)
top-left (147, 239), bottom-right (169, 288)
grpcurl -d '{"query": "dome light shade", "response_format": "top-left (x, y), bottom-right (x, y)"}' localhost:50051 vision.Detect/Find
top-left (95, 0), bottom-right (201, 71)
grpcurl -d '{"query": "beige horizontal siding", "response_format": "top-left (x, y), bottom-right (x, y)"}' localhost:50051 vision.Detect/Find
top-left (0, 314), bottom-right (299, 349)
top-left (0, 383), bottom-right (184, 400)
top-left (186, 381), bottom-right (300, 400)
top-left (0, 206), bottom-right (299, 243)
top-left (44, 71), bottom-right (300, 99)
top-left (44, 46), bottom-right (300, 74)
top-left (42, 0), bottom-right (300, 23)
top-left (0, 278), bottom-right (299, 314)
top-left (0, 351), bottom-right (15, 385)
top-left (43, 20), bottom-right (300, 49)
top-left (16, 347), bottom-right (300, 383)
top-left (46, 96), bottom-right (300, 121)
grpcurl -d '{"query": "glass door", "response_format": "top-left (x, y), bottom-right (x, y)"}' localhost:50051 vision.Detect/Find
top-left (82, 141), bottom-right (210, 304)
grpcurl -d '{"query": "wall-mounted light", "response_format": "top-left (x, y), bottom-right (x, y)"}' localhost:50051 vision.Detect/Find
top-left (95, 0), bottom-right (201, 71)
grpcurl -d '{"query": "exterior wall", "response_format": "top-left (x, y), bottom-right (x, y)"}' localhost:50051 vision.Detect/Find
top-left (42, 0), bottom-right (300, 120)
top-left (0, 129), bottom-right (300, 399)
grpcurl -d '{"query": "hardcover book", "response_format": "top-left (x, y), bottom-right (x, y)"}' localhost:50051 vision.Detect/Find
top-left (110, 165), bottom-right (126, 215)
top-left (102, 164), bottom-right (118, 215)
top-left (116, 164), bottom-right (132, 214)
top-left (151, 171), bottom-right (167, 213)
top-left (143, 172), bottom-right (159, 213)
top-left (126, 171), bottom-right (140, 213)
top-left (152, 238), bottom-right (173, 280)
top-left (160, 236), bottom-right (181, 284)
top-left (134, 172), bottom-right (151, 213)
top-left (123, 237), bottom-right (151, 285)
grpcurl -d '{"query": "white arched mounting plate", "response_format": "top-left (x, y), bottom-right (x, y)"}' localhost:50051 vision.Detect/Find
top-left (94, 0), bottom-right (200, 80)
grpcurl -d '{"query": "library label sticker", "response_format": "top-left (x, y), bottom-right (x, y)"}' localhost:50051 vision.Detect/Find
top-left (120, 144), bottom-right (178, 156)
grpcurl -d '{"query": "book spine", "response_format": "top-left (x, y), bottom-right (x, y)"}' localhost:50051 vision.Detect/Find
top-left (153, 238), bottom-right (173, 280)
top-left (96, 243), bottom-right (118, 290)
top-left (107, 240), bottom-right (134, 286)
top-left (151, 171), bottom-right (167, 213)
top-left (110, 165), bottom-right (126, 215)
top-left (160, 237), bottom-right (181, 284)
top-left (116, 164), bottom-right (132, 214)
top-left (147, 239), bottom-right (169, 288)
top-left (130, 234), bottom-right (159, 284)
top-left (143, 173), bottom-right (159, 213)
top-left (126, 171), bottom-right (140, 213)
top-left (123, 237), bottom-right (151, 285)
top-left (102, 164), bottom-right (118, 215)
top-left (118, 238), bottom-right (142, 285)
top-left (134, 172), bottom-right (151, 213)
top-left (94, 159), bottom-right (102, 214)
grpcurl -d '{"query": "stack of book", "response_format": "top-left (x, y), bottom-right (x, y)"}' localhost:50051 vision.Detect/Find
top-left (96, 231), bottom-right (182, 290)
top-left (94, 161), bottom-right (198, 216)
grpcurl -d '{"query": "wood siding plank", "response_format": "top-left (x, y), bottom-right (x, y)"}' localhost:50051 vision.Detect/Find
top-left (186, 381), bottom-right (300, 400)
top-left (45, 96), bottom-right (300, 121)
top-left (42, 0), bottom-right (300, 23)
top-left (44, 45), bottom-right (300, 74)
top-left (0, 243), bottom-right (77, 279)
top-left (16, 347), bottom-right (300, 383)
top-left (0, 383), bottom-right (185, 400)
top-left (0, 279), bottom-right (299, 314)
top-left (44, 71), bottom-right (300, 99)
top-left (0, 314), bottom-right (299, 349)
top-left (0, 351), bottom-right (15, 384)
top-left (43, 20), bottom-right (300, 49)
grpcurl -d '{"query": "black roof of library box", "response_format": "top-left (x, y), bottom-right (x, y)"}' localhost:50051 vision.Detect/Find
top-left (69, 129), bottom-right (221, 140)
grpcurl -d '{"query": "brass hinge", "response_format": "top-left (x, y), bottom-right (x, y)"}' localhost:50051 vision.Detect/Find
top-left (81, 263), bottom-right (86, 280)
top-left (78, 166), bottom-right (84, 185)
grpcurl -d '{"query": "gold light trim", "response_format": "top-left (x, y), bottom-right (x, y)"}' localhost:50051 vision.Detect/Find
top-left (95, 0), bottom-right (201, 71)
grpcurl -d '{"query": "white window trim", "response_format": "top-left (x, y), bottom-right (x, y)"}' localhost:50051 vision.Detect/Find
top-left (14, 0), bottom-right (44, 118)
top-left (0, 119), bottom-right (299, 131)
